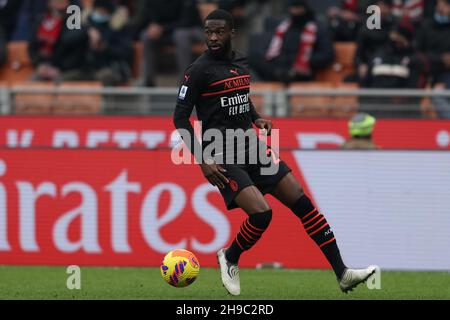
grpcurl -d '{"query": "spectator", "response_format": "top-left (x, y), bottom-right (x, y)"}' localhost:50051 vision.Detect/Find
top-left (63, 0), bottom-right (133, 86)
top-left (249, 0), bottom-right (334, 83)
top-left (218, 0), bottom-right (277, 54)
top-left (28, 0), bottom-right (87, 82)
top-left (0, 0), bottom-right (24, 65)
top-left (219, 0), bottom-right (248, 28)
top-left (0, 24), bottom-right (5, 67)
top-left (327, 0), bottom-right (373, 41)
top-left (81, 0), bottom-right (130, 31)
top-left (360, 22), bottom-right (427, 118)
top-left (0, 0), bottom-right (24, 40)
top-left (418, 0), bottom-right (450, 118)
top-left (128, 0), bottom-right (203, 87)
top-left (219, 0), bottom-right (248, 52)
top-left (12, 0), bottom-right (62, 41)
top-left (342, 113), bottom-right (378, 149)
top-left (354, 0), bottom-right (395, 83)
top-left (391, 0), bottom-right (425, 27)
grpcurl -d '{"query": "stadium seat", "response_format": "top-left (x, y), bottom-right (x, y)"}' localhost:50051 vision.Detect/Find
top-left (334, 42), bottom-right (357, 69)
top-left (54, 81), bottom-right (103, 115)
top-left (13, 82), bottom-right (55, 115)
top-left (251, 82), bottom-right (285, 116)
top-left (289, 82), bottom-right (333, 117)
top-left (0, 42), bottom-right (34, 83)
top-left (332, 82), bottom-right (359, 118)
top-left (316, 42), bottom-right (356, 84)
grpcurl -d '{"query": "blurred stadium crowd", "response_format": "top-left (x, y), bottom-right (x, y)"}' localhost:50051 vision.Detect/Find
top-left (1, 0), bottom-right (450, 118)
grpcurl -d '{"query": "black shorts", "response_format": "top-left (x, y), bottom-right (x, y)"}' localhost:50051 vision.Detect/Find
top-left (218, 159), bottom-right (292, 210)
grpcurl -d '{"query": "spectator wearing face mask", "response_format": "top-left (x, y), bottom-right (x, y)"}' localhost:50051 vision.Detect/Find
top-left (62, 0), bottom-right (133, 86)
top-left (28, 0), bottom-right (87, 82)
top-left (360, 22), bottom-right (428, 118)
top-left (81, 0), bottom-right (130, 31)
top-left (249, 0), bottom-right (334, 83)
top-left (418, 0), bottom-right (450, 118)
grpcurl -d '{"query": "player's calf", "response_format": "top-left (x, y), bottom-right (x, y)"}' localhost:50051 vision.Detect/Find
top-left (290, 195), bottom-right (347, 279)
top-left (225, 210), bottom-right (273, 264)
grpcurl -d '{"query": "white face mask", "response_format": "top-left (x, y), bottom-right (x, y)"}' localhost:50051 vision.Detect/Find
top-left (435, 12), bottom-right (450, 24)
top-left (90, 10), bottom-right (111, 24)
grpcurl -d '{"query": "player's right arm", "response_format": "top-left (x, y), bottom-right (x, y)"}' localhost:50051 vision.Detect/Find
top-left (173, 65), bottom-right (229, 189)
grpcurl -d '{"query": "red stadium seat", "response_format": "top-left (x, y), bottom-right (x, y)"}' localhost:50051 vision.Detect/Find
top-left (289, 82), bottom-right (334, 117)
top-left (0, 42), bottom-right (34, 83)
top-left (332, 82), bottom-right (359, 118)
top-left (13, 82), bottom-right (55, 115)
top-left (316, 42), bottom-right (356, 84)
top-left (54, 81), bottom-right (103, 115)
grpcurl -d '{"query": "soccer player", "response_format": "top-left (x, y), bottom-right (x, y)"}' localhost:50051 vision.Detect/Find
top-left (173, 9), bottom-right (375, 296)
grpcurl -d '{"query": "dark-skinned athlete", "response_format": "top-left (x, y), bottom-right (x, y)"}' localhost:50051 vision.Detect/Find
top-left (173, 9), bottom-right (375, 296)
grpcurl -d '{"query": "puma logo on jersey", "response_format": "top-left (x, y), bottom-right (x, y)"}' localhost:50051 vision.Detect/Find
top-left (230, 69), bottom-right (239, 75)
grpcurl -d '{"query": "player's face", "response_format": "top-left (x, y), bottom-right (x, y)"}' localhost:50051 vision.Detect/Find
top-left (204, 20), bottom-right (234, 55)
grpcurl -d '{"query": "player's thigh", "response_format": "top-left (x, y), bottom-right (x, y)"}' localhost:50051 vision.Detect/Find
top-left (234, 185), bottom-right (271, 215)
top-left (270, 172), bottom-right (304, 208)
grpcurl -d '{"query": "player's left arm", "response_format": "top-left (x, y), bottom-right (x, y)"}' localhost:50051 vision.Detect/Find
top-left (250, 98), bottom-right (272, 135)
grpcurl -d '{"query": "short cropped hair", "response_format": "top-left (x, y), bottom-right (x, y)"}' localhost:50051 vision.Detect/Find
top-left (205, 9), bottom-right (235, 29)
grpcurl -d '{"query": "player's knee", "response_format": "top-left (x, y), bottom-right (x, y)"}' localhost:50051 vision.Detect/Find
top-left (251, 209), bottom-right (272, 229)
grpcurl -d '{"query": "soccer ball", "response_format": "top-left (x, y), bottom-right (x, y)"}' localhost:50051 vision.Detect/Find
top-left (160, 249), bottom-right (200, 288)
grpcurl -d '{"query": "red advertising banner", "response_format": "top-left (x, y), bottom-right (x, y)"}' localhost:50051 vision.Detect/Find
top-left (0, 149), bottom-right (328, 268)
top-left (1, 117), bottom-right (450, 268)
top-left (1, 117), bottom-right (450, 150)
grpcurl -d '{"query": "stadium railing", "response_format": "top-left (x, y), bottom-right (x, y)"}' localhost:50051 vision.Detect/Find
top-left (1, 84), bottom-right (450, 118)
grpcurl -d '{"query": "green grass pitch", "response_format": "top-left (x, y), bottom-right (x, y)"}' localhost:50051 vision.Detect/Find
top-left (0, 266), bottom-right (449, 300)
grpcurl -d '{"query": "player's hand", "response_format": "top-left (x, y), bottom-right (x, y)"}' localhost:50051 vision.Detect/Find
top-left (255, 118), bottom-right (272, 136)
top-left (200, 161), bottom-right (229, 189)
